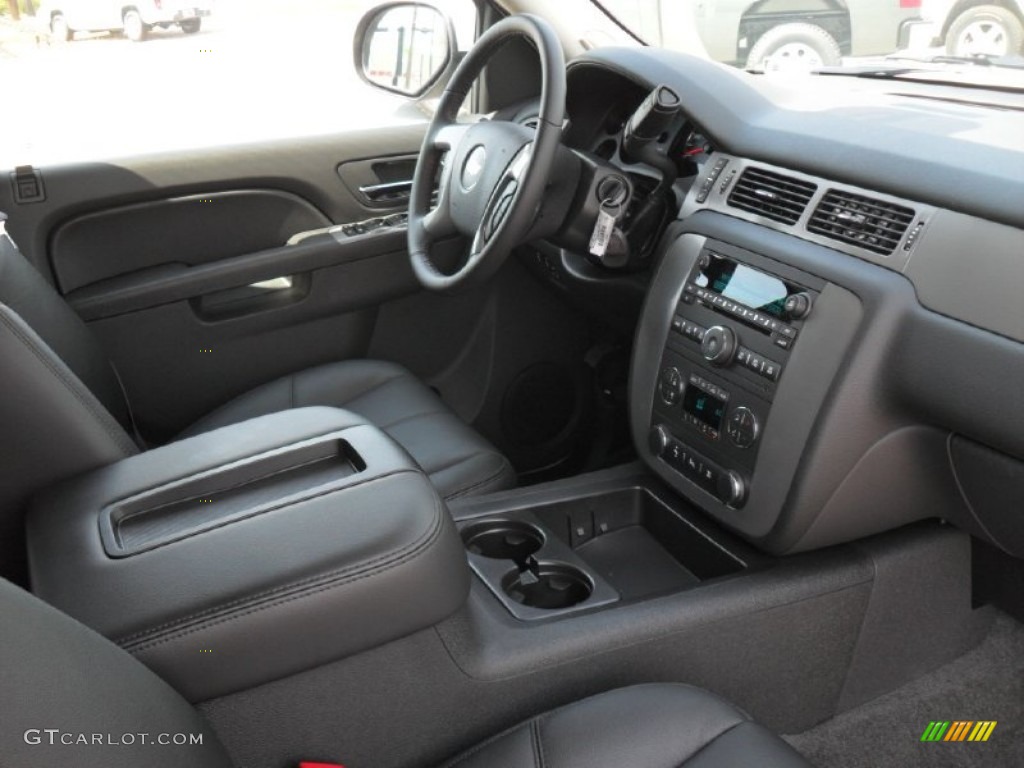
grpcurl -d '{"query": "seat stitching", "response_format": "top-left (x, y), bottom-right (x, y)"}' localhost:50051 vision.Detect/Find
top-left (442, 456), bottom-right (514, 500)
top-left (418, 447), bottom-right (494, 477)
top-left (438, 688), bottom-right (691, 768)
top-left (0, 307), bottom-right (137, 457)
top-left (670, 720), bottom-right (748, 767)
top-left (436, 720), bottom-right (535, 768)
top-left (334, 371), bottom-right (410, 408)
top-left (376, 408), bottom-right (447, 431)
top-left (122, 491), bottom-right (446, 653)
top-left (531, 717), bottom-right (546, 768)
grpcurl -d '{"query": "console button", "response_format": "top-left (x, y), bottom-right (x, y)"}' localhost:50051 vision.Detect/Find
top-left (570, 508), bottom-right (594, 546)
top-left (648, 425), bottom-right (670, 456)
top-left (659, 367), bottom-right (684, 405)
top-left (658, 437), bottom-right (735, 500)
top-left (665, 440), bottom-right (689, 471)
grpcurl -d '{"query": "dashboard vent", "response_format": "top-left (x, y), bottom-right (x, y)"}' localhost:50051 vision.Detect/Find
top-left (726, 167), bottom-right (817, 225)
top-left (808, 190), bottom-right (915, 255)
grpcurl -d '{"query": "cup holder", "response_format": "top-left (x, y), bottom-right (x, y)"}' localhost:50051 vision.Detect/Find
top-left (502, 562), bottom-right (593, 610)
top-left (461, 520), bottom-right (545, 561)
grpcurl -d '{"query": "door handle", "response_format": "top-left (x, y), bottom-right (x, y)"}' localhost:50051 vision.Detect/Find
top-left (358, 180), bottom-right (413, 204)
top-left (247, 276), bottom-right (294, 291)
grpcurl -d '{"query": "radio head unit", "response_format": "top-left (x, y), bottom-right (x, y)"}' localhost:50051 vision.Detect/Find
top-left (647, 240), bottom-right (822, 510)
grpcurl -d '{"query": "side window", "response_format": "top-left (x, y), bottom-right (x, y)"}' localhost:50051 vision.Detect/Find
top-left (0, 0), bottom-right (478, 167)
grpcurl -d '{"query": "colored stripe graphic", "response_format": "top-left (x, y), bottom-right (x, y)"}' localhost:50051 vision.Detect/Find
top-left (921, 722), bottom-right (950, 741)
top-left (921, 721), bottom-right (997, 742)
top-left (945, 721), bottom-right (972, 741)
top-left (971, 722), bottom-right (998, 742)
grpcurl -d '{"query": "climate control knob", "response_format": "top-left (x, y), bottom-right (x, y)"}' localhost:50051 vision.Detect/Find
top-left (716, 470), bottom-right (747, 508)
top-left (727, 406), bottom-right (760, 449)
top-left (658, 367), bottom-right (684, 405)
top-left (701, 325), bottom-right (737, 366)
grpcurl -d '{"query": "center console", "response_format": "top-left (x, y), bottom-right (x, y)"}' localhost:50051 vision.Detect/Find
top-left (648, 239), bottom-right (823, 509)
top-left (631, 227), bottom-right (866, 552)
top-left (456, 479), bottom-right (750, 622)
top-left (25, 407), bottom-right (469, 702)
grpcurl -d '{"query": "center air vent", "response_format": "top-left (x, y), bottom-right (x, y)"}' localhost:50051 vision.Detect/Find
top-left (808, 190), bottom-right (915, 255)
top-left (726, 167), bottom-right (817, 225)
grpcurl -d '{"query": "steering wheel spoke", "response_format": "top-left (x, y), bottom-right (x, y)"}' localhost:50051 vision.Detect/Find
top-left (423, 202), bottom-right (456, 240)
top-left (470, 142), bottom-right (534, 255)
top-left (432, 122), bottom-right (469, 151)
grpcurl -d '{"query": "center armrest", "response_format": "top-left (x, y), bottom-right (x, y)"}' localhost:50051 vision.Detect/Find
top-left (27, 407), bottom-right (469, 702)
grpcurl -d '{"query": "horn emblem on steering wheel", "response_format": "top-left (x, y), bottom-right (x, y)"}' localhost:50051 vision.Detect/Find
top-left (461, 146), bottom-right (487, 190)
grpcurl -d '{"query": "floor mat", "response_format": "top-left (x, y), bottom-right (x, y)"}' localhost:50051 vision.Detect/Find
top-left (784, 612), bottom-right (1024, 767)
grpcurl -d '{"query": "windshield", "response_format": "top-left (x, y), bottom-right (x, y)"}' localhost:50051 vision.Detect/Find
top-left (0, 0), bottom-right (1020, 167)
top-left (589, 0), bottom-right (1024, 90)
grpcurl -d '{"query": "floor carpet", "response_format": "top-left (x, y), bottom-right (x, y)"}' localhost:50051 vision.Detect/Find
top-left (785, 612), bottom-right (1024, 767)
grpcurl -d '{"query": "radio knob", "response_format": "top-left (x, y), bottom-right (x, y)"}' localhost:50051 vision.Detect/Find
top-left (784, 292), bottom-right (813, 321)
top-left (716, 470), bottom-right (747, 508)
top-left (648, 425), bottom-right (670, 456)
top-left (701, 325), bottom-right (736, 366)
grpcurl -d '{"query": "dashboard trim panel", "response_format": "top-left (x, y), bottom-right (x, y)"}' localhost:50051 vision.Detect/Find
top-left (679, 153), bottom-right (938, 274)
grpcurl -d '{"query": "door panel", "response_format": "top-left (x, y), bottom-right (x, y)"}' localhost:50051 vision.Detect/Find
top-left (66, 230), bottom-right (413, 321)
top-left (51, 189), bottom-right (332, 294)
top-left (0, 124), bottom-right (432, 441)
top-left (5, 124), bottom-right (428, 274)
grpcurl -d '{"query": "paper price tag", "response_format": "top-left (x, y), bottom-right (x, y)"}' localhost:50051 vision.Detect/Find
top-left (589, 208), bottom-right (617, 258)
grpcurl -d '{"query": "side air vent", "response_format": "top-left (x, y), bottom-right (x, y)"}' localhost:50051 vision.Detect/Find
top-left (726, 167), bottom-right (817, 225)
top-left (808, 190), bottom-right (915, 255)
top-left (521, 116), bottom-right (540, 130)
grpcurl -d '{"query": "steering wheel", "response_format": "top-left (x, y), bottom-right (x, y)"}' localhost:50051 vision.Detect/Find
top-left (407, 14), bottom-right (567, 291)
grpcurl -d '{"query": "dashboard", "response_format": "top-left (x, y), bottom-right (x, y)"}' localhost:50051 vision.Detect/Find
top-left (525, 47), bottom-right (1024, 557)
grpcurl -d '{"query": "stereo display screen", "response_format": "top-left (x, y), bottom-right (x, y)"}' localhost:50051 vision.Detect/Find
top-left (695, 253), bottom-right (797, 318)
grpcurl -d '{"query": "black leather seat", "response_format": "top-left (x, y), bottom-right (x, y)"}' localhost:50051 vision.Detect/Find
top-left (442, 684), bottom-right (812, 768)
top-left (0, 577), bottom-right (811, 768)
top-left (180, 359), bottom-right (514, 500)
top-left (0, 224), bottom-right (512, 522)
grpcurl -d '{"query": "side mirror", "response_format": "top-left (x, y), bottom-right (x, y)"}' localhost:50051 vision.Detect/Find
top-left (354, 2), bottom-right (457, 98)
